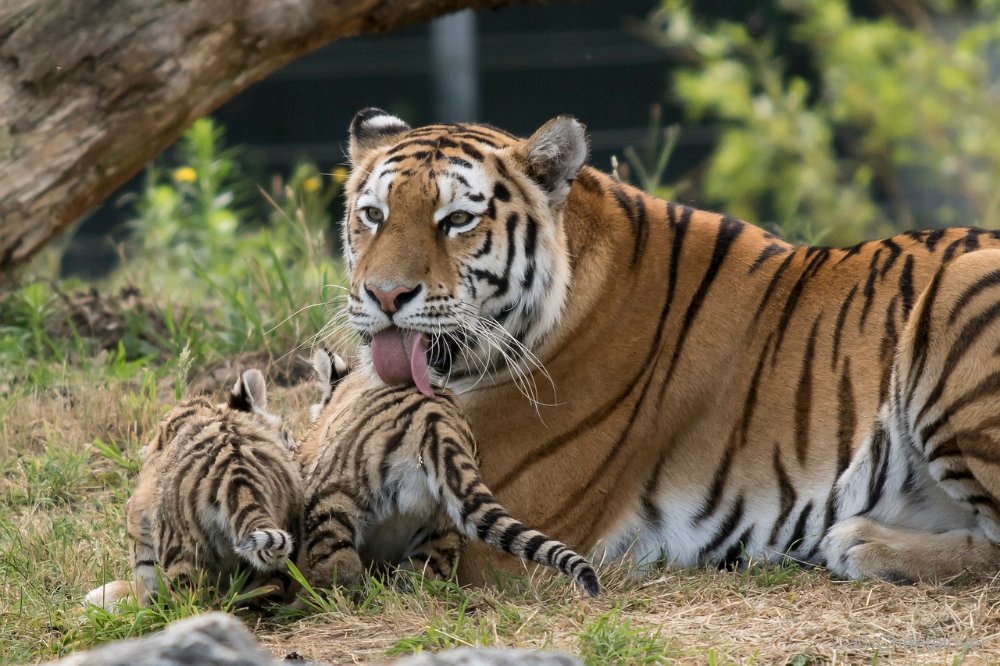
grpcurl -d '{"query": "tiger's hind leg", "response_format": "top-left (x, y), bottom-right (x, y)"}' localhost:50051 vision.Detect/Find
top-left (895, 250), bottom-right (1000, 543)
top-left (827, 250), bottom-right (1000, 581)
top-left (824, 516), bottom-right (1000, 581)
top-left (398, 528), bottom-right (463, 582)
top-left (302, 483), bottom-right (365, 590)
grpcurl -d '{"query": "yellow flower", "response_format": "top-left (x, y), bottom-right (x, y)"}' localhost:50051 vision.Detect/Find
top-left (173, 166), bottom-right (197, 183)
top-left (332, 167), bottom-right (349, 185)
top-left (302, 175), bottom-right (322, 193)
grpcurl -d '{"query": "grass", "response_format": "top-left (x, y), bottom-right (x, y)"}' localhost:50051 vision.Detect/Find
top-left (3, 119), bottom-right (1000, 665)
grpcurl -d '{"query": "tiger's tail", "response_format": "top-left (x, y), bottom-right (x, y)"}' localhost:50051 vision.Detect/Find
top-left (427, 423), bottom-right (600, 596)
top-left (234, 528), bottom-right (294, 571)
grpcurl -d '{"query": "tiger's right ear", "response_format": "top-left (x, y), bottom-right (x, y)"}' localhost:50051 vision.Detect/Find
top-left (349, 107), bottom-right (411, 165)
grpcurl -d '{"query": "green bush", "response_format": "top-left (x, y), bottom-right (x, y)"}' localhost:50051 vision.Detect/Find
top-left (649, 0), bottom-right (1000, 244)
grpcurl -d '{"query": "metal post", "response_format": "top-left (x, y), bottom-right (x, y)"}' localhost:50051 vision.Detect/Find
top-left (430, 9), bottom-right (478, 122)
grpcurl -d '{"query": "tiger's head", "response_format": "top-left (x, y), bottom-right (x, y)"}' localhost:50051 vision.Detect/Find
top-left (341, 108), bottom-right (588, 397)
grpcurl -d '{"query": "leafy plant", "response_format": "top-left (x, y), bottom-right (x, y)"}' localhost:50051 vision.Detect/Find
top-left (648, 0), bottom-right (1000, 244)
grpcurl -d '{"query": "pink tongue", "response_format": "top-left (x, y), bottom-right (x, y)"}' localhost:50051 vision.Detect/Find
top-left (370, 328), bottom-right (434, 397)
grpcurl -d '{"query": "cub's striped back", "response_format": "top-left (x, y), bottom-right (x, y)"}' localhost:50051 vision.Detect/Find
top-left (89, 370), bottom-right (303, 609)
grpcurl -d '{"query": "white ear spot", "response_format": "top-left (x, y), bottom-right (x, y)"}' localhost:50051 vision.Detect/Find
top-left (332, 353), bottom-right (350, 378)
top-left (349, 107), bottom-right (411, 164)
top-left (520, 115), bottom-right (588, 209)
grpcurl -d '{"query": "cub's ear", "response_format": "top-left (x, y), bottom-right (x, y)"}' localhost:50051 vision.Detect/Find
top-left (349, 107), bottom-right (411, 164)
top-left (309, 349), bottom-right (350, 422)
top-left (518, 115), bottom-right (588, 209)
top-left (230, 368), bottom-right (268, 413)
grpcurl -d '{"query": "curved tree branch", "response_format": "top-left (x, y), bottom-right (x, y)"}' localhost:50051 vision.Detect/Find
top-left (0, 0), bottom-right (540, 270)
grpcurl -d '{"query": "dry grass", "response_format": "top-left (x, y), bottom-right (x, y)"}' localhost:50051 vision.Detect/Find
top-left (3, 367), bottom-right (1000, 665)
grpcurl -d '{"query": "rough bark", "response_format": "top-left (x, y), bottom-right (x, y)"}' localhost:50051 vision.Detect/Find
top-left (0, 0), bottom-right (538, 270)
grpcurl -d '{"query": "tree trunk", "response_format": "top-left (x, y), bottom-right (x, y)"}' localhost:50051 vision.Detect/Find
top-left (0, 0), bottom-right (538, 270)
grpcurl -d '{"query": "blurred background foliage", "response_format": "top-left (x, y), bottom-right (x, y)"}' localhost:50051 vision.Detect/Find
top-left (642, 0), bottom-right (1000, 245)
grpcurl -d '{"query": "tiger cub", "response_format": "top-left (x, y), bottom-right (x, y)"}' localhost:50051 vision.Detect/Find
top-left (300, 350), bottom-right (601, 597)
top-left (87, 370), bottom-right (303, 609)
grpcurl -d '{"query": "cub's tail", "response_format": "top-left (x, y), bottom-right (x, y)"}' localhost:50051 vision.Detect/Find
top-left (234, 528), bottom-right (294, 571)
top-left (469, 507), bottom-right (601, 597)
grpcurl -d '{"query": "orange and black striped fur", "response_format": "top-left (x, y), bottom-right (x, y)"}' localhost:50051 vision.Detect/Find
top-left (88, 370), bottom-right (303, 608)
top-left (299, 350), bottom-right (600, 596)
top-left (336, 106), bottom-right (1000, 583)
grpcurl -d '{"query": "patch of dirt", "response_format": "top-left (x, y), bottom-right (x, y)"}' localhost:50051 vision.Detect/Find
top-left (47, 284), bottom-right (169, 353)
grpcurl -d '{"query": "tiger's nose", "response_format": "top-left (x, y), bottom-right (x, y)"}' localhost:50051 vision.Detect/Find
top-left (365, 283), bottom-right (422, 314)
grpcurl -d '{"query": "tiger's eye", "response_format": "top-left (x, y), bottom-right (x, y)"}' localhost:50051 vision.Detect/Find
top-left (364, 207), bottom-right (384, 223)
top-left (448, 211), bottom-right (472, 226)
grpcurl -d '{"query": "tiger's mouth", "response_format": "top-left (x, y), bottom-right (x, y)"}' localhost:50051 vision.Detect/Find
top-left (362, 324), bottom-right (471, 392)
top-left (368, 326), bottom-right (434, 396)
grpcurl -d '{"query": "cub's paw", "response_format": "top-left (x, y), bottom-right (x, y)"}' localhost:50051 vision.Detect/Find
top-left (83, 580), bottom-right (135, 611)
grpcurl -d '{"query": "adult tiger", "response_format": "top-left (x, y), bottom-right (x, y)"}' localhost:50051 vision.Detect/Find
top-left (336, 106), bottom-right (1000, 583)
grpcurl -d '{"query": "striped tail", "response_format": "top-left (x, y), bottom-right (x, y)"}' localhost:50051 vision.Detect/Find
top-left (234, 528), bottom-right (294, 571)
top-left (463, 500), bottom-right (600, 597)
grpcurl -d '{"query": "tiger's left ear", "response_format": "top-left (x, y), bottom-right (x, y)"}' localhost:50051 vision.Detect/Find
top-left (348, 107), bottom-right (411, 165)
top-left (518, 115), bottom-right (588, 209)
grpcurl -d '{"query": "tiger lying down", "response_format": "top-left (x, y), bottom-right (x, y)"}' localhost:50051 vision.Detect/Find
top-left (86, 361), bottom-right (599, 610)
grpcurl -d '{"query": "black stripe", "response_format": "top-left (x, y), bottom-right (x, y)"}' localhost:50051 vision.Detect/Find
top-left (702, 494), bottom-right (745, 556)
top-left (905, 268), bottom-right (944, 410)
top-left (879, 238), bottom-right (902, 278)
top-left (753, 250), bottom-right (797, 325)
top-left (520, 534), bottom-right (549, 562)
top-left (476, 507), bottom-right (507, 540)
top-left (783, 500), bottom-right (813, 554)
top-left (639, 454), bottom-right (666, 527)
top-left (948, 269), bottom-right (1000, 326)
top-left (899, 254), bottom-right (915, 320)
top-left (458, 141), bottom-right (484, 161)
top-left (915, 301), bottom-right (1000, 427)
top-left (460, 492), bottom-right (495, 522)
top-left (771, 248), bottom-right (830, 362)
top-left (719, 526), bottom-right (753, 570)
top-left (749, 243), bottom-right (787, 274)
top-left (693, 445), bottom-right (735, 524)
top-left (858, 249), bottom-right (882, 331)
top-left (662, 216), bottom-right (745, 386)
top-left (768, 447), bottom-right (796, 547)
top-left (522, 215), bottom-right (538, 290)
top-left (794, 316), bottom-right (821, 463)
top-left (498, 523), bottom-right (529, 552)
top-left (831, 284), bottom-right (858, 370)
top-left (861, 422), bottom-right (891, 515)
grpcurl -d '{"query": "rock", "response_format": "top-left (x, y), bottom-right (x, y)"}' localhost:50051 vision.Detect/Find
top-left (39, 611), bottom-right (581, 666)
top-left (43, 612), bottom-right (274, 666)
top-left (393, 649), bottom-right (583, 666)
